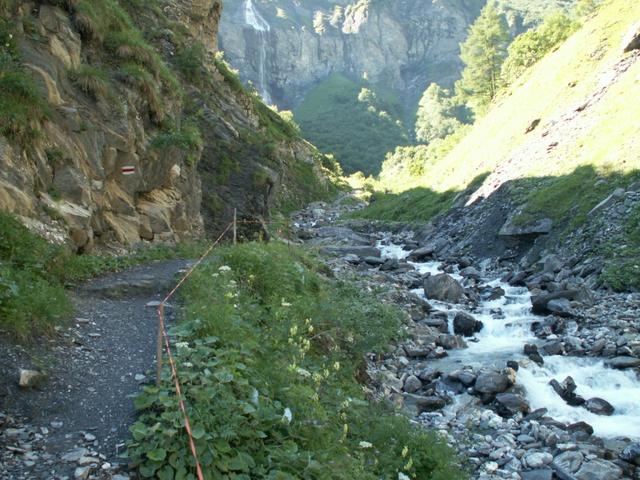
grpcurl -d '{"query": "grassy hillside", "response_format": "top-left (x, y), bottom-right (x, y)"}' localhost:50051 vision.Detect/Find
top-left (357, 0), bottom-right (640, 222)
top-left (294, 74), bottom-right (410, 176)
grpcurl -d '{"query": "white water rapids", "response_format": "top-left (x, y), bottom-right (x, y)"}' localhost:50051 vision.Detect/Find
top-left (243, 0), bottom-right (272, 104)
top-left (378, 241), bottom-right (640, 439)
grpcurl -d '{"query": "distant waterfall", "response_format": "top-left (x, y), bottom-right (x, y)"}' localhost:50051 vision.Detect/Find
top-left (244, 0), bottom-right (272, 104)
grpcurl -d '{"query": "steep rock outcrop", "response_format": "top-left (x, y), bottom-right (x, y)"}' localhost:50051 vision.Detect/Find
top-left (0, 0), bottom-right (335, 251)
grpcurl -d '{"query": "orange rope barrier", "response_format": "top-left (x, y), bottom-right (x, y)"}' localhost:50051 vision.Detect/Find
top-left (156, 222), bottom-right (233, 480)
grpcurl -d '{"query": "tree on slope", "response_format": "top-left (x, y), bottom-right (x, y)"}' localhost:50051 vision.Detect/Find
top-left (415, 83), bottom-right (464, 143)
top-left (456, 2), bottom-right (509, 114)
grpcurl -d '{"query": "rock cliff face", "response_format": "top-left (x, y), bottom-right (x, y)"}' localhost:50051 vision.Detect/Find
top-left (219, 0), bottom-right (577, 110)
top-left (219, 0), bottom-right (484, 108)
top-left (0, 0), bottom-right (334, 251)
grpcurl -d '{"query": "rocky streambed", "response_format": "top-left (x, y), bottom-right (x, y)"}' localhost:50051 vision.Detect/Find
top-left (293, 199), bottom-right (640, 480)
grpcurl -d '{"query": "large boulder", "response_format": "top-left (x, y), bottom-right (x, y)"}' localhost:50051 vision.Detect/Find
top-left (495, 393), bottom-right (530, 416)
top-left (575, 459), bottom-right (623, 480)
top-left (499, 217), bottom-right (552, 237)
top-left (531, 288), bottom-right (594, 315)
top-left (620, 442), bottom-right (640, 466)
top-left (474, 370), bottom-right (514, 394)
top-left (423, 274), bottom-right (465, 303)
top-left (407, 246), bottom-right (435, 261)
top-left (606, 356), bottom-right (640, 369)
top-left (453, 312), bottom-right (483, 337)
top-left (584, 397), bottom-right (614, 416)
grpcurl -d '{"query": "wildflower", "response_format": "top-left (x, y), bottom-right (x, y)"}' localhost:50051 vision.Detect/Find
top-left (296, 367), bottom-right (311, 378)
top-left (359, 441), bottom-right (373, 449)
top-left (175, 342), bottom-right (190, 349)
top-left (398, 474), bottom-right (410, 480)
top-left (281, 300), bottom-right (292, 307)
top-left (333, 361), bottom-right (341, 371)
top-left (218, 265), bottom-right (231, 272)
top-left (308, 324), bottom-right (314, 334)
top-left (401, 446), bottom-right (409, 458)
top-left (183, 362), bottom-right (194, 368)
top-left (289, 325), bottom-right (298, 336)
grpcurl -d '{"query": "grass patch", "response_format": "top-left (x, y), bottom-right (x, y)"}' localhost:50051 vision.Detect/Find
top-left (127, 242), bottom-right (463, 479)
top-left (69, 64), bottom-right (110, 100)
top-left (0, 212), bottom-right (205, 339)
top-left (150, 122), bottom-right (203, 166)
top-left (512, 166), bottom-right (640, 230)
top-left (0, 20), bottom-right (50, 145)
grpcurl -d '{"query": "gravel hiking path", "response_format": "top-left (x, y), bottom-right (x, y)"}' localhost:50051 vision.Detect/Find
top-left (0, 259), bottom-right (192, 479)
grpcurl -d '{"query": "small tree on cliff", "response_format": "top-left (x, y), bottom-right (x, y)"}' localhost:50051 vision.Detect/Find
top-left (456, 2), bottom-right (509, 114)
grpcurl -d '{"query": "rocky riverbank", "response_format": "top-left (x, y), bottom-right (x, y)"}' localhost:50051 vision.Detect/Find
top-left (292, 196), bottom-right (640, 480)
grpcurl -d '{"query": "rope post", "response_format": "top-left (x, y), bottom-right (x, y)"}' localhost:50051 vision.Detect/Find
top-left (156, 304), bottom-right (164, 387)
top-left (233, 208), bottom-right (237, 245)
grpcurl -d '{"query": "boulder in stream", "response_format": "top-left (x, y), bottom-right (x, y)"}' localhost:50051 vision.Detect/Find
top-left (584, 397), bottom-right (614, 416)
top-left (423, 273), bottom-right (465, 303)
top-left (474, 370), bottom-right (514, 394)
top-left (453, 311), bottom-right (483, 337)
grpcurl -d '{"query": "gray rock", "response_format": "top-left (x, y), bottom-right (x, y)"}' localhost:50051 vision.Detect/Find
top-left (553, 450), bottom-right (584, 473)
top-left (407, 246), bottom-right (435, 261)
top-left (413, 395), bottom-right (447, 413)
top-left (436, 333), bottom-right (467, 350)
top-left (62, 448), bottom-right (89, 462)
top-left (423, 274), bottom-right (465, 303)
top-left (363, 256), bottom-right (385, 266)
top-left (499, 217), bottom-right (552, 237)
top-left (575, 459), bottom-right (623, 480)
top-left (521, 469), bottom-right (553, 480)
top-left (74, 466), bottom-right (92, 480)
top-left (448, 369), bottom-right (476, 387)
top-left (453, 311), bottom-right (483, 337)
top-left (606, 356), bottom-right (640, 369)
top-left (495, 393), bottom-right (530, 416)
top-left (584, 397), bottom-right (614, 416)
top-left (587, 187), bottom-right (626, 217)
top-left (474, 370), bottom-right (513, 394)
top-left (321, 246), bottom-right (381, 258)
top-left (620, 442), bottom-right (640, 466)
top-left (403, 375), bottom-right (422, 393)
top-left (523, 452), bottom-right (553, 469)
top-left (459, 266), bottom-right (481, 279)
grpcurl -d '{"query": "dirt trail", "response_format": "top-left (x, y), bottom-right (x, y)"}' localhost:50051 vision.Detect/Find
top-left (0, 260), bottom-right (191, 479)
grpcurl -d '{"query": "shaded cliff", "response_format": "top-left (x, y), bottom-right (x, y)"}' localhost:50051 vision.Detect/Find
top-left (218, 0), bottom-right (576, 110)
top-left (0, 0), bottom-right (337, 252)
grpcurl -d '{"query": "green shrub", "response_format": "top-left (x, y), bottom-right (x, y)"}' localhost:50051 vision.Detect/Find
top-left (127, 243), bottom-right (463, 479)
top-left (150, 122), bottom-right (203, 166)
top-left (175, 42), bottom-right (206, 80)
top-left (501, 12), bottom-right (579, 87)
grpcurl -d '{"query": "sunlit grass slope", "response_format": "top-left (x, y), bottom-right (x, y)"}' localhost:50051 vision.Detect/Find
top-left (360, 0), bottom-right (640, 223)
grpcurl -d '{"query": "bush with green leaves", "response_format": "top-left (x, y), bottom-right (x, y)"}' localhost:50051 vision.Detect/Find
top-left (127, 242), bottom-right (463, 479)
top-left (501, 12), bottom-right (579, 87)
top-left (415, 83), bottom-right (472, 144)
top-left (151, 122), bottom-right (204, 166)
